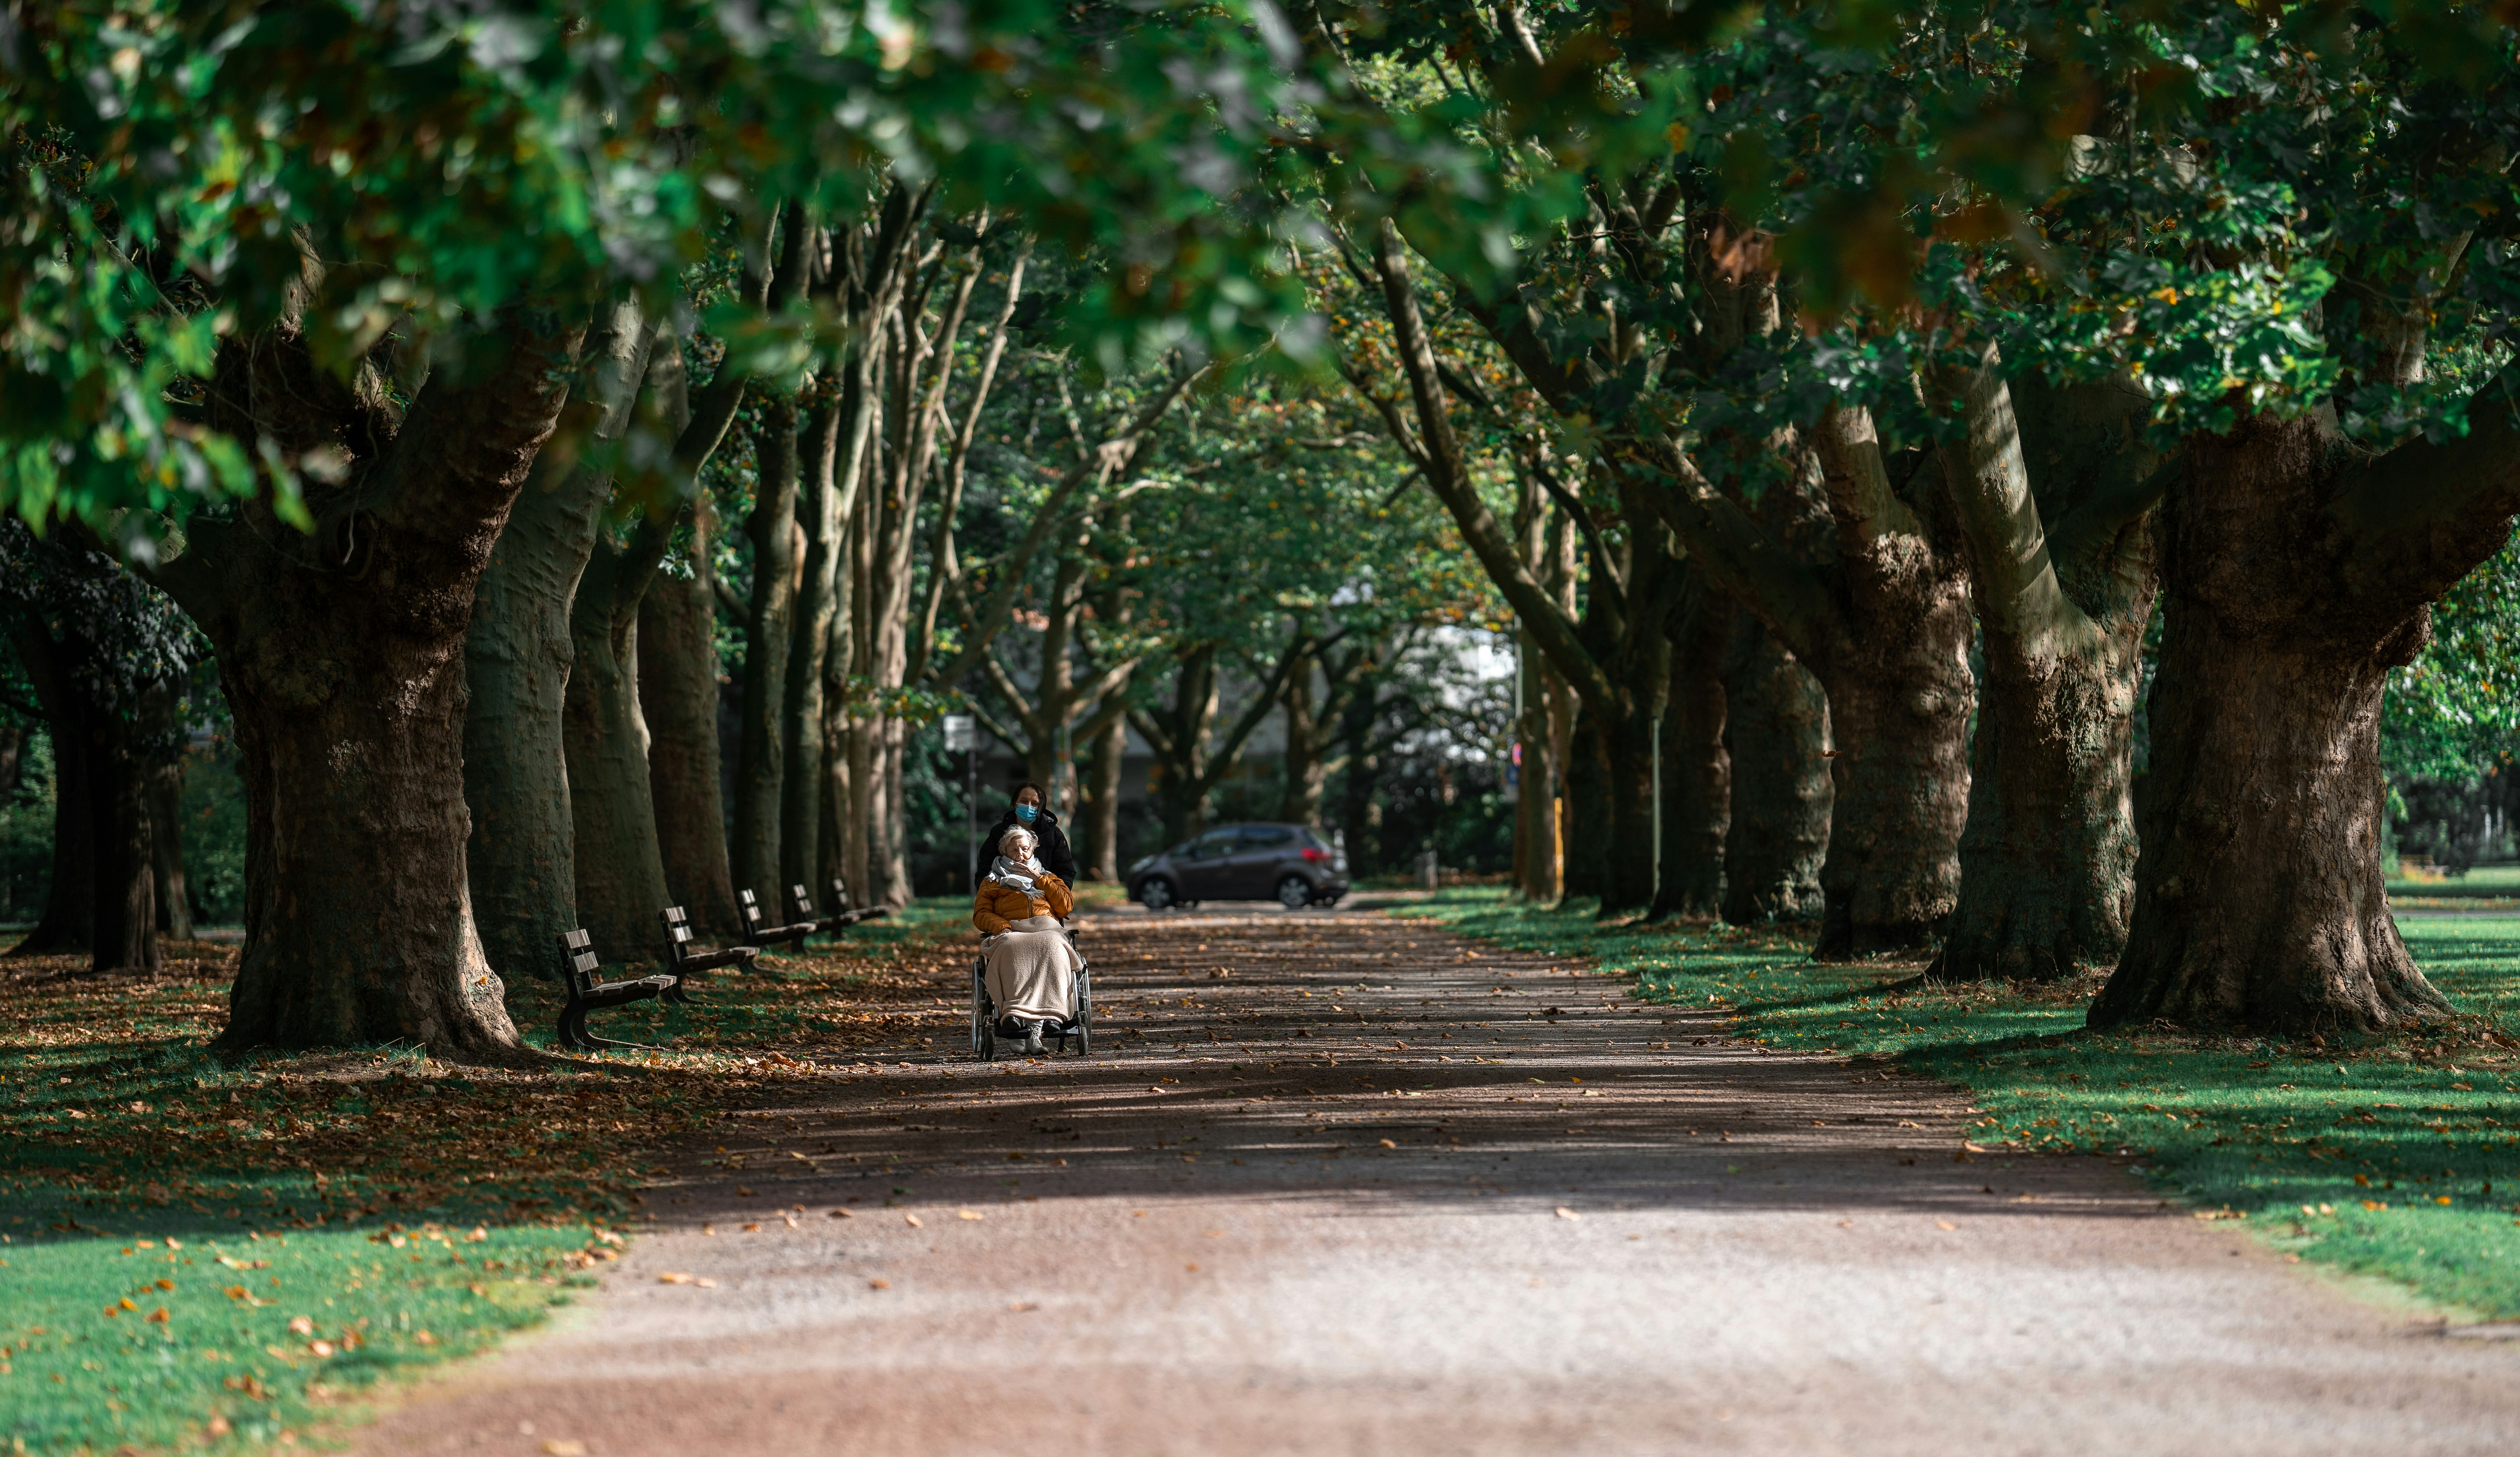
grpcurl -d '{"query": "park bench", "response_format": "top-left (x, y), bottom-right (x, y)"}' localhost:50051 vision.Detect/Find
top-left (554, 928), bottom-right (681, 1052)
top-left (738, 888), bottom-right (818, 953)
top-left (660, 905), bottom-right (759, 981)
top-left (790, 878), bottom-right (889, 935)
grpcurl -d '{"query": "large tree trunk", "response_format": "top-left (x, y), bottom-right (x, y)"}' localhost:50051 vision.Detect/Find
top-left (460, 300), bottom-right (650, 977)
top-left (640, 560), bottom-right (741, 936)
top-left (1334, 677), bottom-right (1381, 875)
top-left (2092, 413), bottom-right (2457, 1031)
top-left (1718, 612), bottom-right (1830, 924)
top-left (1932, 370), bottom-right (2158, 982)
top-left (733, 398), bottom-right (805, 899)
top-left (461, 470), bottom-right (604, 978)
top-left (158, 315), bottom-right (580, 1056)
top-left (87, 710), bottom-right (158, 975)
top-left (1561, 710), bottom-right (1610, 902)
top-left (1809, 623), bottom-right (1974, 959)
top-left (1512, 628), bottom-right (1563, 902)
top-left (1081, 713), bottom-right (1127, 881)
top-left (781, 398), bottom-right (850, 888)
top-left (148, 748), bottom-right (194, 940)
top-left (1650, 588), bottom-right (1729, 920)
top-left (564, 538), bottom-right (675, 960)
top-left (1276, 650), bottom-right (1327, 827)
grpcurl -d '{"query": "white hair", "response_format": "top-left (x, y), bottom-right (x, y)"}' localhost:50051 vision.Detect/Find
top-left (1001, 826), bottom-right (1038, 860)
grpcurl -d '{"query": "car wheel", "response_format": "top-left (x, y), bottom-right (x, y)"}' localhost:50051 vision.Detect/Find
top-left (1139, 877), bottom-right (1176, 911)
top-left (1276, 875), bottom-right (1312, 911)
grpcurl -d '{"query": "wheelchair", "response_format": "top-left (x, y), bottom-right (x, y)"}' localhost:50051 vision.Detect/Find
top-left (969, 925), bottom-right (1092, 1061)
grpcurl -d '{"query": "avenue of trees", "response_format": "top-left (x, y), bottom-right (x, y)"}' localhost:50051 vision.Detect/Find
top-left (4, 2), bottom-right (2517, 1055)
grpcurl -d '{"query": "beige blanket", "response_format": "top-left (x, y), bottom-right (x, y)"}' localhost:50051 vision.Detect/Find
top-left (984, 915), bottom-right (1081, 1021)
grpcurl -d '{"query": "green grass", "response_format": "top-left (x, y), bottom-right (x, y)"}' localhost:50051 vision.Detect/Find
top-left (1391, 891), bottom-right (2520, 1320)
top-left (1, 903), bottom-right (974, 1454)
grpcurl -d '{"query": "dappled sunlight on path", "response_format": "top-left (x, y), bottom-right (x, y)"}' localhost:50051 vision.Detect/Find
top-left (351, 905), bottom-right (2520, 1457)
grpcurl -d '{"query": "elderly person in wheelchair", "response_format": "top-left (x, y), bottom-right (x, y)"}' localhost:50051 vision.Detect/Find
top-left (971, 824), bottom-right (1084, 1055)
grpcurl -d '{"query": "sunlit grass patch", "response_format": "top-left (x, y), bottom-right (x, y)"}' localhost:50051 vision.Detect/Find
top-left (1392, 890), bottom-right (2520, 1319)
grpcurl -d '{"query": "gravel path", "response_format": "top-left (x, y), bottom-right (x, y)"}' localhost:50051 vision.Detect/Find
top-left (354, 903), bottom-right (2520, 1456)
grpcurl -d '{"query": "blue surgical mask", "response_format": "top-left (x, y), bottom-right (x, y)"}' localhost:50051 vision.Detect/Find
top-left (1015, 804), bottom-right (1039, 826)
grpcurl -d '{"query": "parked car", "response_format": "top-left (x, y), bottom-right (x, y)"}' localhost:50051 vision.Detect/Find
top-left (1127, 823), bottom-right (1349, 910)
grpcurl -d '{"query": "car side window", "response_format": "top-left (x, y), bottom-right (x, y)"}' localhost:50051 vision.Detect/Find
top-left (1238, 826), bottom-right (1296, 851)
top-left (1187, 829), bottom-right (1238, 860)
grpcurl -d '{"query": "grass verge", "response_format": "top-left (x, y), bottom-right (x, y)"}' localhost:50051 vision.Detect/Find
top-left (1389, 890), bottom-right (2520, 1319)
top-left (2, 904), bottom-right (970, 1455)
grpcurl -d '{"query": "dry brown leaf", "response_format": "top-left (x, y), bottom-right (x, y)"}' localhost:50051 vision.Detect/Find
top-left (956, 1210), bottom-right (983, 1221)
top-left (904, 1213), bottom-right (923, 1227)
top-left (830, 1207), bottom-right (856, 1219)
top-left (657, 1272), bottom-right (695, 1285)
top-left (1554, 1207), bottom-right (1581, 1220)
top-left (542, 1441), bottom-right (588, 1457)
top-left (868, 1278), bottom-right (891, 1290)
top-left (1935, 1220), bottom-right (1958, 1231)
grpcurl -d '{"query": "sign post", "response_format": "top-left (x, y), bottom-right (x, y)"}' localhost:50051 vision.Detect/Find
top-left (942, 714), bottom-right (978, 891)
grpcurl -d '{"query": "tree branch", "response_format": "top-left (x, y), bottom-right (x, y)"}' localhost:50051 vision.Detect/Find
top-left (925, 363), bottom-right (1207, 688)
top-left (1367, 219), bottom-right (1612, 707)
top-left (1928, 348), bottom-right (2082, 647)
top-left (2331, 363), bottom-right (2520, 603)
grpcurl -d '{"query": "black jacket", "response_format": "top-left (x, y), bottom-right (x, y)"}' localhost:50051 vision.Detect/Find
top-left (982, 806), bottom-right (1077, 887)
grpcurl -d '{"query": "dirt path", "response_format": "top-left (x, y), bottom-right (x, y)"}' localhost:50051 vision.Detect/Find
top-left (353, 903), bottom-right (2519, 1457)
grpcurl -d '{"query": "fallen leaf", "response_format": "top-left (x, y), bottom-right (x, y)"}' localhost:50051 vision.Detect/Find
top-left (286, 1316), bottom-right (315, 1335)
top-left (956, 1210), bottom-right (984, 1221)
top-left (144, 1307), bottom-right (168, 1323)
top-left (1554, 1207), bottom-right (1581, 1221)
top-left (830, 1208), bottom-right (856, 1219)
top-left (735, 1186), bottom-right (754, 1197)
top-left (657, 1273), bottom-right (696, 1285)
top-left (1379, 1139), bottom-right (1397, 1149)
top-left (741, 1222), bottom-right (761, 1233)
top-left (868, 1278), bottom-right (891, 1290)
top-left (904, 1214), bottom-right (923, 1227)
top-left (542, 1441), bottom-right (588, 1456)
top-left (1008, 1301), bottom-right (1037, 1312)
top-left (1935, 1220), bottom-right (1957, 1231)
top-left (695, 1278), bottom-right (717, 1288)
top-left (309, 1340), bottom-right (336, 1357)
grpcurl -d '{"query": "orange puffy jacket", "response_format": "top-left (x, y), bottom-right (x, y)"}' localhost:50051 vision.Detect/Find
top-left (972, 871), bottom-right (1074, 935)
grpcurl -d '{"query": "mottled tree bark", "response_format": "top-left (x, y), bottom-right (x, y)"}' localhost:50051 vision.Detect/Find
top-left (2093, 373), bottom-right (2520, 1031)
top-left (641, 544), bottom-right (741, 936)
top-left (158, 313), bottom-right (582, 1055)
top-left (563, 526), bottom-right (676, 960)
top-left (733, 397), bottom-right (805, 900)
top-left (1080, 712), bottom-right (1128, 881)
top-left (148, 750), bottom-right (193, 941)
top-left (461, 299), bottom-right (651, 978)
top-left (1931, 365), bottom-right (2158, 981)
top-left (88, 705), bottom-right (160, 975)
top-left (1650, 581), bottom-right (1729, 919)
top-left (1718, 610), bottom-right (1830, 924)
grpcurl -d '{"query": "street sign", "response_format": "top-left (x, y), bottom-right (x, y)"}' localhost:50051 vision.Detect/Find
top-left (941, 713), bottom-right (977, 752)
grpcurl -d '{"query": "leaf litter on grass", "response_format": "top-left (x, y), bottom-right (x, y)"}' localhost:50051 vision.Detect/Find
top-left (0, 904), bottom-right (975, 1454)
top-left (1390, 889), bottom-right (2520, 1320)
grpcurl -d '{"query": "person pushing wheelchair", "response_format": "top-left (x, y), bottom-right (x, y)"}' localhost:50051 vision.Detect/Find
top-left (971, 824), bottom-right (1082, 1055)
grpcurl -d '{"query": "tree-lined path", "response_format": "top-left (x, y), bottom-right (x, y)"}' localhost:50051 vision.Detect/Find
top-left (353, 907), bottom-right (2519, 1457)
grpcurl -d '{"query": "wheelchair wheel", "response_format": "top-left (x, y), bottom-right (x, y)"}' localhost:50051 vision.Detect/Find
top-left (1075, 1003), bottom-right (1091, 1056)
top-left (971, 960), bottom-right (992, 1060)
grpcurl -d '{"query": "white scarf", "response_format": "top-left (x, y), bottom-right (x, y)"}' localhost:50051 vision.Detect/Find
top-left (990, 852), bottom-right (1045, 897)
